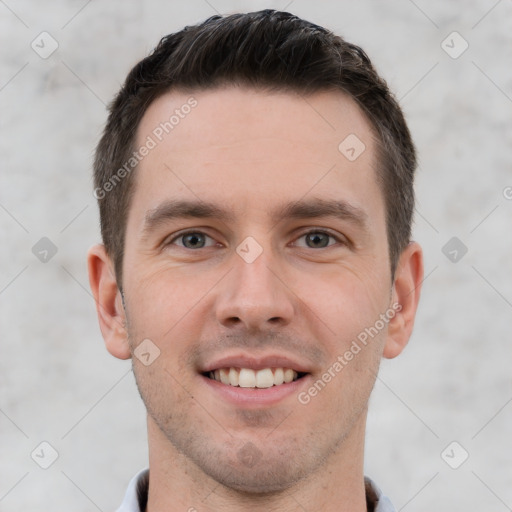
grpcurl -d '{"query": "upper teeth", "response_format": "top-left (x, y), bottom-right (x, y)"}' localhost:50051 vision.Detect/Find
top-left (209, 368), bottom-right (299, 388)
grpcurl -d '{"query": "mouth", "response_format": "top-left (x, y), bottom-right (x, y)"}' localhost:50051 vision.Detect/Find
top-left (199, 354), bottom-right (313, 406)
top-left (203, 367), bottom-right (308, 389)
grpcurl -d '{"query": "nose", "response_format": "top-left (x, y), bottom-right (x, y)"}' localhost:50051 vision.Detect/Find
top-left (215, 246), bottom-right (295, 332)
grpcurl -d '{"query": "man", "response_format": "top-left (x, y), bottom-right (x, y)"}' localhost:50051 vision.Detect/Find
top-left (88, 9), bottom-right (423, 512)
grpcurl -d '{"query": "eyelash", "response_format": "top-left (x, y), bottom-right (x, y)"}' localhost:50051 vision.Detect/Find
top-left (165, 229), bottom-right (346, 249)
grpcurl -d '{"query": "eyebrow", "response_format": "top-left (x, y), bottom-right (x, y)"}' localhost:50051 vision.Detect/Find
top-left (142, 197), bottom-right (369, 236)
top-left (273, 198), bottom-right (368, 230)
top-left (143, 200), bottom-right (235, 236)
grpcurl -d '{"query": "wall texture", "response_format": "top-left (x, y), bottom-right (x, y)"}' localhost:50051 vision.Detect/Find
top-left (1, 1), bottom-right (511, 510)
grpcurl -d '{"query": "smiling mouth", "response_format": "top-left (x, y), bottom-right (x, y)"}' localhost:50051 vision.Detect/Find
top-left (204, 367), bottom-right (308, 389)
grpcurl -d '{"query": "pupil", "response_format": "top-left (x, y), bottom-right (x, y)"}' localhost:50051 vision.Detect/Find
top-left (184, 233), bottom-right (204, 248)
top-left (307, 232), bottom-right (328, 248)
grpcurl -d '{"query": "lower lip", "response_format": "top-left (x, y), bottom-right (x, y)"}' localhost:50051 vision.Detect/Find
top-left (200, 374), bottom-right (311, 407)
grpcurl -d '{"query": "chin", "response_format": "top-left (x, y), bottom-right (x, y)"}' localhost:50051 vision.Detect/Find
top-left (199, 453), bottom-right (309, 495)
top-left (159, 420), bottom-right (316, 495)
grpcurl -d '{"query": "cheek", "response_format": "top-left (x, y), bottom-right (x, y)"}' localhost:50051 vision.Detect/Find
top-left (295, 266), bottom-right (389, 405)
top-left (132, 358), bottom-right (201, 431)
top-left (297, 266), bottom-right (388, 342)
top-left (125, 263), bottom-right (218, 340)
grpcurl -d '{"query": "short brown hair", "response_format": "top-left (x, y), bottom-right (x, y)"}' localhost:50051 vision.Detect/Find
top-left (94, 9), bottom-right (416, 286)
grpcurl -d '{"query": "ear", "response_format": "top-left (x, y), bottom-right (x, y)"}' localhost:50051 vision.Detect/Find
top-left (87, 244), bottom-right (131, 360)
top-left (383, 241), bottom-right (424, 359)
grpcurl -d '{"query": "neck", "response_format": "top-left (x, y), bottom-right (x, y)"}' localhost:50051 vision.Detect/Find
top-left (145, 413), bottom-right (369, 512)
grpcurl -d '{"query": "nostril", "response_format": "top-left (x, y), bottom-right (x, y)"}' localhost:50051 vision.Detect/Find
top-left (261, 317), bottom-right (284, 327)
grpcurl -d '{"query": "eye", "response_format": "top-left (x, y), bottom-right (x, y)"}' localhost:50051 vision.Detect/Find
top-left (167, 231), bottom-right (218, 249)
top-left (294, 230), bottom-right (343, 249)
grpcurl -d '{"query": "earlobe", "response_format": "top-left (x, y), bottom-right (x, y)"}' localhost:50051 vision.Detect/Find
top-left (383, 242), bottom-right (424, 359)
top-left (87, 244), bottom-right (131, 360)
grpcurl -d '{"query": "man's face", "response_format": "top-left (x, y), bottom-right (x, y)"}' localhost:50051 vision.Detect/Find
top-left (122, 87), bottom-right (394, 491)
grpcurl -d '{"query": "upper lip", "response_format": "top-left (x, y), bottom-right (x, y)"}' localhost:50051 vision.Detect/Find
top-left (201, 353), bottom-right (313, 374)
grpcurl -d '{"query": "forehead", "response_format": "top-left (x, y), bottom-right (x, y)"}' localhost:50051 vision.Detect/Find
top-left (131, 86), bottom-right (383, 226)
top-left (137, 86), bottom-right (374, 157)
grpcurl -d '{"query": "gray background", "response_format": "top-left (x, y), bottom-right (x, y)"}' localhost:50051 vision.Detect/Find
top-left (1, 0), bottom-right (511, 510)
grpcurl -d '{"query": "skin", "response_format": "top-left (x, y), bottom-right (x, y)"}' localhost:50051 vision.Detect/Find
top-left (88, 86), bottom-right (423, 512)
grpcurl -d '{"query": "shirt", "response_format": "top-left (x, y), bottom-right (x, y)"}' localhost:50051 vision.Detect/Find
top-left (116, 468), bottom-right (396, 511)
